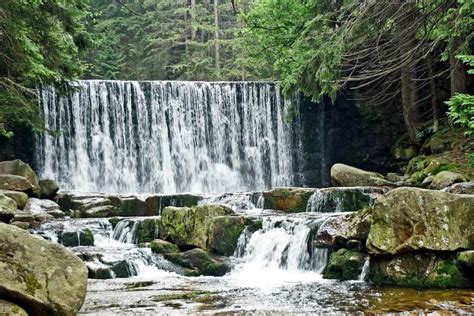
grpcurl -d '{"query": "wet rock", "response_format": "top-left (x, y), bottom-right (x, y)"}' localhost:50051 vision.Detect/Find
top-left (263, 187), bottom-right (315, 213)
top-left (429, 171), bottom-right (468, 190)
top-left (160, 204), bottom-right (235, 250)
top-left (39, 179), bottom-right (59, 198)
top-left (0, 299), bottom-right (28, 316)
top-left (208, 216), bottom-right (246, 256)
top-left (244, 217), bottom-right (262, 232)
top-left (150, 239), bottom-right (180, 254)
top-left (13, 211), bottom-right (35, 223)
top-left (367, 188), bottom-right (474, 255)
top-left (117, 196), bottom-right (148, 217)
top-left (330, 163), bottom-right (395, 187)
top-left (0, 174), bottom-right (36, 195)
top-left (145, 194), bottom-right (204, 215)
top-left (323, 249), bottom-right (368, 281)
top-left (0, 193), bottom-right (16, 223)
top-left (111, 260), bottom-right (138, 278)
top-left (87, 265), bottom-right (114, 279)
top-left (0, 222), bottom-right (88, 315)
top-left (136, 218), bottom-right (160, 244)
top-left (0, 159), bottom-right (40, 195)
top-left (10, 221), bottom-right (30, 230)
top-left (0, 189), bottom-right (28, 209)
top-left (81, 205), bottom-right (116, 218)
top-left (369, 252), bottom-right (471, 288)
top-left (60, 229), bottom-right (95, 247)
top-left (24, 198), bottom-right (65, 219)
top-left (306, 186), bottom-right (386, 213)
top-left (164, 248), bottom-right (230, 277)
top-left (443, 182), bottom-right (474, 195)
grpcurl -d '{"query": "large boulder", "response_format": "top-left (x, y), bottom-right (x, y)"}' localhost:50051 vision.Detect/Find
top-left (24, 198), bottom-right (65, 219)
top-left (0, 175), bottom-right (36, 195)
top-left (0, 299), bottom-right (28, 316)
top-left (323, 249), bottom-right (368, 281)
top-left (306, 187), bottom-right (386, 213)
top-left (39, 179), bottom-right (59, 199)
top-left (367, 188), bottom-right (474, 255)
top-left (429, 171), bottom-right (468, 190)
top-left (159, 204), bottom-right (235, 250)
top-left (0, 160), bottom-right (40, 194)
top-left (330, 163), bottom-right (395, 187)
top-left (208, 216), bottom-right (246, 256)
top-left (263, 187), bottom-right (315, 213)
top-left (163, 248), bottom-right (230, 277)
top-left (0, 193), bottom-right (17, 223)
top-left (0, 223), bottom-right (88, 314)
top-left (443, 182), bottom-right (474, 195)
top-left (0, 190), bottom-right (28, 209)
top-left (369, 252), bottom-right (471, 288)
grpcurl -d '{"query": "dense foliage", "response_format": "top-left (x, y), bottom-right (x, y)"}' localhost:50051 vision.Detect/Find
top-left (0, 0), bottom-right (91, 136)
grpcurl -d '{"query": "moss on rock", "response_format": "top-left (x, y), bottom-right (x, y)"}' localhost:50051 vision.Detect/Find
top-left (323, 248), bottom-right (368, 280)
top-left (263, 187), bottom-right (315, 213)
top-left (208, 216), bottom-right (245, 256)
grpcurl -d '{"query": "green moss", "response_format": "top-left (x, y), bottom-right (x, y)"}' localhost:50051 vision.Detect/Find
top-left (136, 218), bottom-right (159, 244)
top-left (150, 240), bottom-right (179, 254)
top-left (24, 273), bottom-right (41, 295)
top-left (323, 248), bottom-right (367, 280)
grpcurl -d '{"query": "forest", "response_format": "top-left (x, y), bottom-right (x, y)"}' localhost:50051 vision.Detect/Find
top-left (0, 1), bottom-right (473, 315)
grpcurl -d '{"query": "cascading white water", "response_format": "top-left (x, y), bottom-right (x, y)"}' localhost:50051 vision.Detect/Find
top-left (112, 219), bottom-right (141, 244)
top-left (37, 80), bottom-right (303, 194)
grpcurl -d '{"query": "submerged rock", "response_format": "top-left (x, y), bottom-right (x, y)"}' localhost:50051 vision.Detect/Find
top-left (164, 248), bottom-right (230, 277)
top-left (0, 193), bottom-right (16, 223)
top-left (263, 187), bottom-right (315, 213)
top-left (367, 188), bottom-right (474, 255)
top-left (323, 248), bottom-right (368, 281)
top-left (0, 189), bottom-right (28, 209)
top-left (330, 163), bottom-right (395, 187)
top-left (0, 159), bottom-right (40, 195)
top-left (39, 179), bottom-right (59, 199)
top-left (60, 229), bottom-right (95, 247)
top-left (0, 222), bottom-right (88, 314)
top-left (429, 171), bottom-right (468, 190)
top-left (159, 204), bottom-right (235, 250)
top-left (369, 252), bottom-right (471, 288)
top-left (208, 216), bottom-right (246, 256)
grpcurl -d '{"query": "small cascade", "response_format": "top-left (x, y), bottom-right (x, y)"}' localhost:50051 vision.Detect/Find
top-left (112, 219), bottom-right (141, 244)
top-left (358, 257), bottom-right (370, 282)
top-left (305, 187), bottom-right (381, 213)
top-left (235, 216), bottom-right (328, 272)
top-left (199, 192), bottom-right (259, 212)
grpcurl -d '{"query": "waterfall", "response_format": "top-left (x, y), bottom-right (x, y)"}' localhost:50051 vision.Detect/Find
top-left (37, 80), bottom-right (303, 194)
top-left (112, 219), bottom-right (141, 244)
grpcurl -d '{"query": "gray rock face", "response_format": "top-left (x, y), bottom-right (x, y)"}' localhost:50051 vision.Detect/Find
top-left (0, 223), bottom-right (88, 315)
top-left (430, 171), bottom-right (468, 190)
top-left (24, 198), bottom-right (65, 220)
top-left (367, 187), bottom-right (474, 255)
top-left (0, 160), bottom-right (40, 195)
top-left (0, 299), bottom-right (28, 316)
top-left (0, 193), bottom-right (17, 223)
top-left (0, 174), bottom-right (36, 195)
top-left (330, 163), bottom-right (395, 187)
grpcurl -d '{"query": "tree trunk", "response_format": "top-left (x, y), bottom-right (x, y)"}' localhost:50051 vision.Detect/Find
top-left (214, 0), bottom-right (220, 79)
top-left (450, 37), bottom-right (466, 95)
top-left (427, 56), bottom-right (439, 132)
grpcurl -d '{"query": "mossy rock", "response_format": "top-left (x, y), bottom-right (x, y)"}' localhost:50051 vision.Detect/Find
top-left (164, 248), bottom-right (230, 277)
top-left (323, 248), bottom-right (368, 280)
top-left (150, 239), bottom-right (179, 254)
top-left (0, 193), bottom-right (16, 223)
top-left (369, 252), bottom-right (471, 288)
top-left (136, 218), bottom-right (160, 244)
top-left (208, 216), bottom-right (245, 256)
top-left (111, 260), bottom-right (138, 278)
top-left (117, 197), bottom-right (148, 217)
top-left (0, 174), bottom-right (36, 196)
top-left (0, 159), bottom-right (40, 196)
top-left (145, 194), bottom-right (203, 215)
top-left (0, 189), bottom-right (28, 209)
top-left (429, 171), bottom-right (468, 190)
top-left (263, 187), bottom-right (315, 213)
top-left (457, 251), bottom-right (474, 274)
top-left (38, 179), bottom-right (59, 198)
top-left (244, 217), bottom-right (263, 232)
top-left (60, 229), bottom-right (95, 247)
top-left (330, 163), bottom-right (395, 187)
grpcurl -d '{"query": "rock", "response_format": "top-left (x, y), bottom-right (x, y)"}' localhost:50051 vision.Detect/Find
top-left (263, 187), bottom-right (315, 213)
top-left (208, 216), bottom-right (246, 256)
top-left (0, 189), bottom-right (28, 209)
top-left (117, 196), bottom-right (148, 217)
top-left (0, 193), bottom-right (16, 223)
top-left (369, 252), bottom-right (471, 288)
top-left (430, 171), bottom-right (468, 190)
top-left (245, 217), bottom-right (263, 232)
top-left (0, 174), bottom-right (36, 195)
top-left (145, 194), bottom-right (204, 215)
top-left (87, 265), bottom-right (114, 279)
top-left (386, 173), bottom-right (406, 183)
top-left (60, 229), bottom-right (95, 247)
top-left (10, 221), bottom-right (30, 230)
top-left (457, 251), bottom-right (474, 272)
top-left (159, 204), bottom-right (235, 250)
top-left (315, 208), bottom-right (372, 249)
top-left (367, 188), bottom-right (474, 255)
top-left (323, 249), bottom-right (368, 280)
top-left (34, 213), bottom-right (55, 223)
top-left (305, 186), bottom-right (386, 213)
top-left (0, 222), bottom-right (88, 314)
top-left (111, 260), bottom-right (138, 278)
top-left (136, 218), bottom-right (160, 244)
top-left (39, 179), bottom-right (59, 198)
top-left (421, 175), bottom-right (435, 187)
top-left (0, 299), bottom-right (28, 316)
top-left (164, 248), bottom-right (230, 277)
top-left (0, 160), bottom-right (40, 194)
top-left (429, 136), bottom-right (450, 154)
top-left (150, 239), bottom-right (180, 254)
top-left (330, 163), bottom-right (395, 187)
top-left (24, 198), bottom-right (65, 219)
top-left (81, 205), bottom-right (116, 218)
top-left (443, 182), bottom-right (474, 195)
top-left (13, 211), bottom-right (35, 223)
